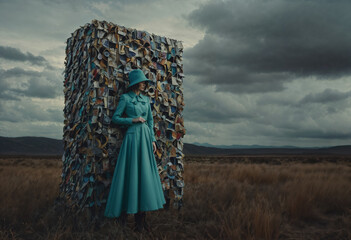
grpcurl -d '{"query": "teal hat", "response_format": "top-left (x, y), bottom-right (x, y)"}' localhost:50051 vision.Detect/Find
top-left (127, 69), bottom-right (153, 89)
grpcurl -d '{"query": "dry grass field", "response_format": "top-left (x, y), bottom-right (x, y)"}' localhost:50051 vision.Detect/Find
top-left (0, 155), bottom-right (350, 240)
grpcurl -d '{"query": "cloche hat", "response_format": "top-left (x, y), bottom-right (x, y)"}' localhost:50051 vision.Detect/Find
top-left (127, 69), bottom-right (153, 89)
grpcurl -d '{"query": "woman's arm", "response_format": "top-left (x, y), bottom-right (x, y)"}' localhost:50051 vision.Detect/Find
top-left (147, 98), bottom-right (157, 142)
top-left (111, 94), bottom-right (134, 126)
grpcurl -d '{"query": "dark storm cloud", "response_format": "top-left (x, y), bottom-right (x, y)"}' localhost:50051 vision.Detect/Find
top-left (0, 100), bottom-right (63, 123)
top-left (13, 78), bottom-right (61, 98)
top-left (0, 67), bottom-right (42, 78)
top-left (182, 77), bottom-right (256, 124)
top-left (184, 0), bottom-right (351, 93)
top-left (285, 128), bottom-right (351, 140)
top-left (256, 87), bottom-right (351, 108)
top-left (183, 98), bottom-right (254, 123)
top-left (37, 0), bottom-right (152, 4)
top-left (0, 67), bottom-right (62, 99)
top-left (254, 122), bottom-right (351, 140)
top-left (0, 46), bottom-right (52, 67)
top-left (299, 88), bottom-right (351, 104)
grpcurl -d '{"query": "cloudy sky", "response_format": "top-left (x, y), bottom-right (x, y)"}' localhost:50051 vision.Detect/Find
top-left (0, 0), bottom-right (350, 147)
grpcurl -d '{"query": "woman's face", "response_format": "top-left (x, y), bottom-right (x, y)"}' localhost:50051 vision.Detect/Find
top-left (138, 81), bottom-right (146, 91)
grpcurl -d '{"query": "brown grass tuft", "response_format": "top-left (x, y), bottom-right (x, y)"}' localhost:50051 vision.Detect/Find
top-left (0, 156), bottom-right (350, 239)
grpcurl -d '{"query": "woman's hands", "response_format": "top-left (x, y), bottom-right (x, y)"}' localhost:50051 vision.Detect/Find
top-left (152, 142), bottom-right (157, 154)
top-left (132, 116), bottom-right (156, 153)
top-left (132, 117), bottom-right (146, 123)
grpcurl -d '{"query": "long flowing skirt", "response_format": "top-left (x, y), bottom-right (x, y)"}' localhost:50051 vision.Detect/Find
top-left (104, 123), bottom-right (166, 218)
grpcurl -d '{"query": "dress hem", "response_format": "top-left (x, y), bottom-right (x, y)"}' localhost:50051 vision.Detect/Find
top-left (104, 204), bottom-right (166, 218)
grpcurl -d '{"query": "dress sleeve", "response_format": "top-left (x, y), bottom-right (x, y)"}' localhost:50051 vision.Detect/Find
top-left (111, 94), bottom-right (134, 126)
top-left (147, 98), bottom-right (157, 142)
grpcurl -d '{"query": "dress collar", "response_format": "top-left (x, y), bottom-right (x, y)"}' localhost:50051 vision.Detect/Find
top-left (128, 91), bottom-right (146, 104)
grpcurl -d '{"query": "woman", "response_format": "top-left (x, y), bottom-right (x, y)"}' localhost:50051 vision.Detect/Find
top-left (104, 69), bottom-right (166, 232)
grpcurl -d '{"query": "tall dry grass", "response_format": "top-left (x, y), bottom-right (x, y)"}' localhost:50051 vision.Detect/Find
top-left (0, 156), bottom-right (350, 239)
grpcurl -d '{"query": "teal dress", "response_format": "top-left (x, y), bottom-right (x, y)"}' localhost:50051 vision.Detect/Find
top-left (104, 91), bottom-right (166, 218)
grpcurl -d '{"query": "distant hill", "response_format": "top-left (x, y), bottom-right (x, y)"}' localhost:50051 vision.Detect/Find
top-left (191, 142), bottom-right (314, 149)
top-left (184, 143), bottom-right (351, 155)
top-left (0, 136), bottom-right (350, 156)
top-left (0, 136), bottom-right (63, 155)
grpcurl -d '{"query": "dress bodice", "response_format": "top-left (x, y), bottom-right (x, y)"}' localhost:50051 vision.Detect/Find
top-left (111, 91), bottom-right (156, 142)
top-left (124, 92), bottom-right (148, 118)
